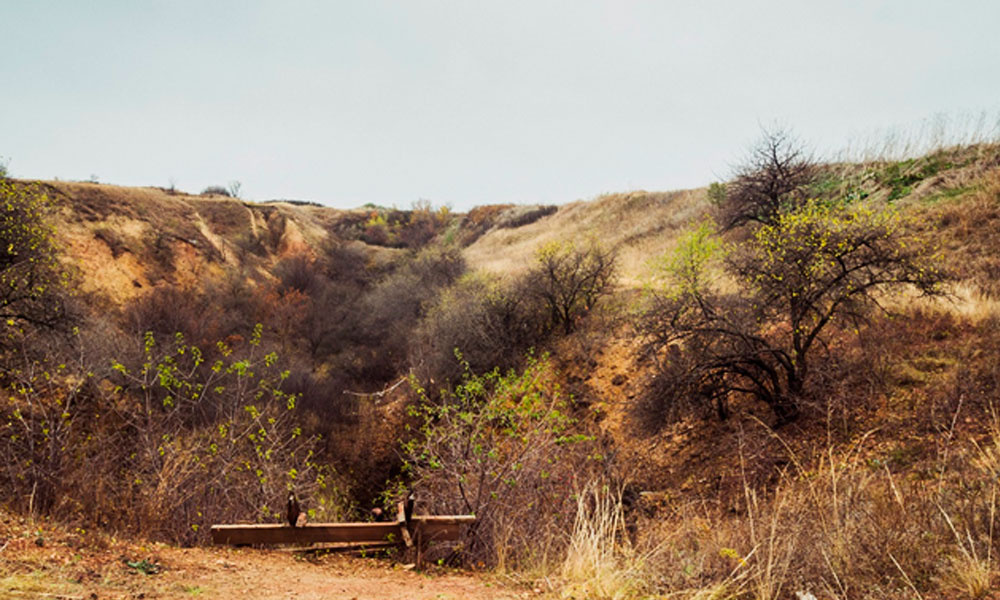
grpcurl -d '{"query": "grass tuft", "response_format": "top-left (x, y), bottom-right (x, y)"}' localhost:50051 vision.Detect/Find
top-left (559, 483), bottom-right (653, 600)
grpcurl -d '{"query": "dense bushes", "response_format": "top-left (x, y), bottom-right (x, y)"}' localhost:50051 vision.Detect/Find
top-left (359, 246), bottom-right (466, 380)
top-left (0, 325), bottom-right (331, 544)
top-left (411, 241), bottom-right (617, 392)
top-left (402, 354), bottom-right (595, 568)
top-left (411, 273), bottom-right (545, 389)
top-left (200, 185), bottom-right (232, 197)
top-left (356, 201), bottom-right (453, 249)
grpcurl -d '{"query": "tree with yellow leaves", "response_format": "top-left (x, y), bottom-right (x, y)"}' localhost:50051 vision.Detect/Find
top-left (0, 180), bottom-right (71, 340)
top-left (639, 200), bottom-right (946, 425)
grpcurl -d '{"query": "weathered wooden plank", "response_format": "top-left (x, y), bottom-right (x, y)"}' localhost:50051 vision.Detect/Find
top-left (417, 521), bottom-right (464, 540)
top-left (210, 522), bottom-right (403, 545)
top-left (210, 516), bottom-right (475, 546)
top-left (211, 515), bottom-right (475, 546)
top-left (415, 515), bottom-right (476, 525)
top-left (276, 541), bottom-right (398, 553)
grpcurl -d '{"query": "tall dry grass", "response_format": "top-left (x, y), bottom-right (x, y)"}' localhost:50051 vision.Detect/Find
top-left (559, 483), bottom-right (654, 600)
top-left (836, 110), bottom-right (1000, 164)
top-left (594, 412), bottom-right (1000, 599)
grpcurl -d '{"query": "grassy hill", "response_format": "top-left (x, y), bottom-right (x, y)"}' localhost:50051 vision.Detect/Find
top-left (3, 140), bottom-right (1000, 598)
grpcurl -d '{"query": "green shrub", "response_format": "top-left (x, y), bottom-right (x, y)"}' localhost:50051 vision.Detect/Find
top-left (0, 180), bottom-right (72, 342)
top-left (401, 353), bottom-right (594, 568)
top-left (638, 201), bottom-right (947, 425)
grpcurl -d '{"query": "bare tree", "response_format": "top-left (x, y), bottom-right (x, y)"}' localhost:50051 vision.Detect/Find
top-left (529, 240), bottom-right (617, 334)
top-left (716, 127), bottom-right (817, 230)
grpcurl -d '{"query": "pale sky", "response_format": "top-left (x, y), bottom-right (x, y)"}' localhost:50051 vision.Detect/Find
top-left (2, 1), bottom-right (999, 210)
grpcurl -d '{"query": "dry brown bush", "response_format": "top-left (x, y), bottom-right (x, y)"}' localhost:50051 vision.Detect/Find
top-left (0, 325), bottom-right (336, 545)
top-left (527, 240), bottom-right (617, 335)
top-left (410, 273), bottom-right (547, 391)
top-left (122, 285), bottom-right (212, 342)
top-left (715, 127), bottom-right (817, 230)
top-left (360, 247), bottom-right (466, 380)
top-left (274, 254), bottom-right (323, 296)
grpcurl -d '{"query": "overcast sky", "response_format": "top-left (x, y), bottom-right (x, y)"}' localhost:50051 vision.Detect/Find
top-left (2, 1), bottom-right (999, 210)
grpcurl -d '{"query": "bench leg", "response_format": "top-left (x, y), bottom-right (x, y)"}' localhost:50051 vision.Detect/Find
top-left (415, 528), bottom-right (424, 570)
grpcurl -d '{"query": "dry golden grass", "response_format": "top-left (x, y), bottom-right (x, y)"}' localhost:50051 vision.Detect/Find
top-left (463, 188), bottom-right (709, 288)
top-left (558, 483), bottom-right (653, 600)
top-left (613, 417), bottom-right (1000, 599)
top-left (34, 179), bottom-right (357, 302)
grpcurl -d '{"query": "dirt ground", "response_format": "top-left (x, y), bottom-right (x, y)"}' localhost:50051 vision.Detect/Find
top-left (0, 512), bottom-right (529, 599)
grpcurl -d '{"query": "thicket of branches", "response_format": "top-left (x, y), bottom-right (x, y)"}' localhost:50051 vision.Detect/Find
top-left (0, 325), bottom-right (330, 544)
top-left (713, 128), bottom-right (817, 230)
top-left (411, 240), bottom-right (617, 394)
top-left (0, 181), bottom-right (623, 541)
top-left (0, 180), bottom-right (72, 340)
top-left (638, 130), bottom-right (947, 428)
top-left (402, 354), bottom-right (596, 568)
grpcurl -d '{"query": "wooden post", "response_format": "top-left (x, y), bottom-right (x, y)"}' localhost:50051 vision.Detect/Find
top-left (396, 501), bottom-right (413, 549)
top-left (415, 525), bottom-right (424, 569)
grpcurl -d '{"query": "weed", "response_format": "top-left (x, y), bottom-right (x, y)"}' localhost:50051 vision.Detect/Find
top-left (125, 558), bottom-right (162, 575)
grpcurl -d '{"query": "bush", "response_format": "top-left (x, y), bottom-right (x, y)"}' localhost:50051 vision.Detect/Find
top-left (0, 180), bottom-right (72, 343)
top-left (122, 285), bottom-right (211, 343)
top-left (527, 240), bottom-right (617, 334)
top-left (715, 127), bottom-right (817, 230)
top-left (0, 332), bottom-right (98, 514)
top-left (0, 324), bottom-right (335, 543)
top-left (411, 273), bottom-right (546, 390)
top-left (357, 201), bottom-right (454, 249)
top-left (201, 185), bottom-right (232, 197)
top-left (103, 326), bottom-right (327, 542)
top-left (274, 254), bottom-right (323, 296)
top-left (321, 240), bottom-right (371, 287)
top-left (359, 247), bottom-right (466, 379)
top-left (402, 354), bottom-right (594, 568)
top-left (638, 202), bottom-right (947, 426)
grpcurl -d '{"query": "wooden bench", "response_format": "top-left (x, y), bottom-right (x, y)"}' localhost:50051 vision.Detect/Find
top-left (210, 501), bottom-right (475, 567)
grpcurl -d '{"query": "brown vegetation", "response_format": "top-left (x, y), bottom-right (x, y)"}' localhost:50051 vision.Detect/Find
top-left (3, 135), bottom-right (1000, 598)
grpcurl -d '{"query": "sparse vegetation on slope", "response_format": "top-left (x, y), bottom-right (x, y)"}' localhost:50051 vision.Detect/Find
top-left (3, 129), bottom-right (1000, 599)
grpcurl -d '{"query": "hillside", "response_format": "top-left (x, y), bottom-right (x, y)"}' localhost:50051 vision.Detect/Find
top-left (41, 181), bottom-right (401, 303)
top-left (4, 141), bottom-right (1000, 598)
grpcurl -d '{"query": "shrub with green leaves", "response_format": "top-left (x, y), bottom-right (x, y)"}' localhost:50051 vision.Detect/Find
top-left (0, 179), bottom-right (71, 341)
top-left (639, 201), bottom-right (946, 425)
top-left (101, 324), bottom-right (328, 542)
top-left (401, 353), bottom-right (594, 568)
top-left (0, 329), bottom-right (93, 515)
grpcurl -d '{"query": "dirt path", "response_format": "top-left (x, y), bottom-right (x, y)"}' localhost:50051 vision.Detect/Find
top-left (154, 548), bottom-right (525, 600)
top-left (0, 515), bottom-right (529, 600)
